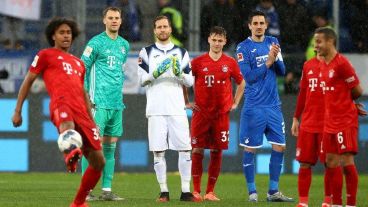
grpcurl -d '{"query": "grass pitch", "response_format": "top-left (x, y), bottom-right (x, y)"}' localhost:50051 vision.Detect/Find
top-left (0, 172), bottom-right (367, 207)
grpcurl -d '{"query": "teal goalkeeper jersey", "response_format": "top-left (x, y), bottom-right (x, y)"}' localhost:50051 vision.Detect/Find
top-left (81, 32), bottom-right (130, 110)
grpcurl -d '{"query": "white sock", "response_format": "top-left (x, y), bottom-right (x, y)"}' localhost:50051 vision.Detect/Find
top-left (153, 152), bottom-right (168, 192)
top-left (178, 151), bottom-right (192, 193)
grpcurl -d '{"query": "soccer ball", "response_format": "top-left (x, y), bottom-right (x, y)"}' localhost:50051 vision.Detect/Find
top-left (57, 129), bottom-right (83, 153)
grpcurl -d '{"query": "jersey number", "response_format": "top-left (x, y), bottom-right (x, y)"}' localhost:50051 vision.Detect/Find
top-left (92, 128), bottom-right (99, 140)
top-left (221, 131), bottom-right (229, 142)
top-left (337, 132), bottom-right (344, 144)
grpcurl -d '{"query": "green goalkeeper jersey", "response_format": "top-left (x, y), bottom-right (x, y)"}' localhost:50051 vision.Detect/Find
top-left (81, 32), bottom-right (130, 110)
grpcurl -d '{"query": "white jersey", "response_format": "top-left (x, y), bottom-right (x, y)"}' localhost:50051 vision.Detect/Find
top-left (138, 42), bottom-right (193, 116)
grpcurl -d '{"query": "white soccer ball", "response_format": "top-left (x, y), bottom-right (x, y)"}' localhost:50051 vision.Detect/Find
top-left (57, 129), bottom-right (83, 152)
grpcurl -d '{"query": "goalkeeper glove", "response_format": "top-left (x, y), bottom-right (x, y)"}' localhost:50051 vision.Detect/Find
top-left (153, 58), bottom-right (171, 79)
top-left (171, 56), bottom-right (182, 77)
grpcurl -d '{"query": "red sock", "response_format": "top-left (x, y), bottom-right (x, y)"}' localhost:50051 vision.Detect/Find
top-left (191, 152), bottom-right (204, 193)
top-left (323, 168), bottom-right (332, 203)
top-left (326, 167), bottom-right (343, 205)
top-left (344, 165), bottom-right (358, 206)
top-left (73, 166), bottom-right (101, 204)
top-left (206, 150), bottom-right (222, 194)
top-left (298, 167), bottom-right (311, 202)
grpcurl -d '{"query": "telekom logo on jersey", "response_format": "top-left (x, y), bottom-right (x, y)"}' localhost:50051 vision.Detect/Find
top-left (63, 62), bottom-right (73, 74)
top-left (205, 75), bottom-right (215, 87)
top-left (308, 78), bottom-right (333, 93)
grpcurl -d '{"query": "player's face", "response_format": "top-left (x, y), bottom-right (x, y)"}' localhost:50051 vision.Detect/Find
top-left (249, 15), bottom-right (267, 38)
top-left (208, 34), bottom-right (226, 53)
top-left (154, 19), bottom-right (172, 42)
top-left (103, 10), bottom-right (122, 33)
top-left (53, 24), bottom-right (72, 51)
top-left (314, 33), bottom-right (333, 57)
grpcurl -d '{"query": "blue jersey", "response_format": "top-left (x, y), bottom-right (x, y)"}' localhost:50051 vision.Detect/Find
top-left (236, 36), bottom-right (285, 108)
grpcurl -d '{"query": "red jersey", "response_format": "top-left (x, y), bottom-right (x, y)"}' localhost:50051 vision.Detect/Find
top-left (296, 57), bottom-right (325, 133)
top-left (191, 53), bottom-right (243, 115)
top-left (320, 53), bottom-right (359, 133)
top-left (29, 48), bottom-right (87, 112)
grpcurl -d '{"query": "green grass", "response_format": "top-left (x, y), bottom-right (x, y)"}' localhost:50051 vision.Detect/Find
top-left (0, 173), bottom-right (367, 207)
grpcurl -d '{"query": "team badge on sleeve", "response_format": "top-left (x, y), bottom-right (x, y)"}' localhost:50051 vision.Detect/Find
top-left (83, 46), bottom-right (93, 57)
top-left (31, 55), bottom-right (39, 67)
top-left (237, 53), bottom-right (244, 62)
top-left (138, 57), bottom-right (142, 64)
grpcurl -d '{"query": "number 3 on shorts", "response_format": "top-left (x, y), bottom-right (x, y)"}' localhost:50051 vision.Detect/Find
top-left (221, 131), bottom-right (230, 142)
top-left (337, 132), bottom-right (343, 144)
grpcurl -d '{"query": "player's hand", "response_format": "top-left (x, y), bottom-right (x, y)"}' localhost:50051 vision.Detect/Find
top-left (153, 58), bottom-right (172, 78)
top-left (355, 102), bottom-right (368, 116)
top-left (12, 111), bottom-right (23, 127)
top-left (291, 117), bottom-right (299, 137)
top-left (171, 56), bottom-right (182, 77)
top-left (266, 43), bottom-right (280, 68)
top-left (230, 103), bottom-right (239, 111)
top-left (186, 102), bottom-right (200, 111)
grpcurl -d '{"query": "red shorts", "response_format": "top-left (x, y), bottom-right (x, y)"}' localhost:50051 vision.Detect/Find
top-left (191, 111), bottom-right (230, 149)
top-left (296, 129), bottom-right (325, 164)
top-left (51, 103), bottom-right (101, 151)
top-left (322, 127), bottom-right (358, 155)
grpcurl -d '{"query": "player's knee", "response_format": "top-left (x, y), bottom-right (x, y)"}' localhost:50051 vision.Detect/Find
top-left (325, 155), bottom-right (340, 168)
top-left (179, 151), bottom-right (191, 160)
top-left (58, 121), bottom-right (75, 133)
top-left (272, 144), bottom-right (285, 152)
top-left (299, 163), bottom-right (312, 169)
top-left (153, 151), bottom-right (165, 163)
top-left (192, 148), bottom-right (204, 154)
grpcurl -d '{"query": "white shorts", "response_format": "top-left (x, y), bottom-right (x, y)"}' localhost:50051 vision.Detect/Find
top-left (148, 115), bottom-right (191, 151)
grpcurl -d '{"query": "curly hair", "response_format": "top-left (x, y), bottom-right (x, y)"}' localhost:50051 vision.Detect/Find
top-left (45, 17), bottom-right (80, 46)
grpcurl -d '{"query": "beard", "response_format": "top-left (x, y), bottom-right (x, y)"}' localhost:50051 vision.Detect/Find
top-left (156, 33), bottom-right (170, 42)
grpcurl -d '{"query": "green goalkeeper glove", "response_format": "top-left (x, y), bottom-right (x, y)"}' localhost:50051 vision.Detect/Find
top-left (153, 58), bottom-right (172, 79)
top-left (171, 56), bottom-right (182, 77)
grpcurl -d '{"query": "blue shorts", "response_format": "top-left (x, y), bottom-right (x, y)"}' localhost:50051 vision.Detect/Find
top-left (239, 106), bottom-right (285, 148)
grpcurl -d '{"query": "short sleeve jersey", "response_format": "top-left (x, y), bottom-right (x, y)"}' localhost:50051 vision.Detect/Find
top-left (29, 48), bottom-right (87, 111)
top-left (191, 53), bottom-right (243, 115)
top-left (81, 32), bottom-right (130, 110)
top-left (320, 53), bottom-right (359, 133)
top-left (298, 57), bottom-right (325, 133)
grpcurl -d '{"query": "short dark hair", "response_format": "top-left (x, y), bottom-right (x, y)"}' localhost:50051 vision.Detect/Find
top-left (103, 6), bottom-right (121, 18)
top-left (314, 27), bottom-right (337, 46)
top-left (45, 17), bottom-right (80, 47)
top-left (209, 26), bottom-right (227, 38)
top-left (248, 10), bottom-right (266, 24)
top-left (153, 15), bottom-right (171, 28)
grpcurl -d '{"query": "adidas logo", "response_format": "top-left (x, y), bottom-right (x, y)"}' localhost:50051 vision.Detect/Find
top-left (341, 144), bottom-right (346, 149)
top-left (203, 67), bottom-right (208, 72)
top-left (308, 70), bottom-right (313, 75)
top-left (57, 56), bottom-right (63, 60)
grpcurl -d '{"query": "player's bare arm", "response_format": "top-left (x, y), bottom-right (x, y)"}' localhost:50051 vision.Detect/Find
top-left (231, 80), bottom-right (245, 111)
top-left (291, 117), bottom-right (300, 137)
top-left (351, 84), bottom-right (363, 100)
top-left (83, 91), bottom-right (94, 120)
top-left (12, 71), bottom-right (39, 127)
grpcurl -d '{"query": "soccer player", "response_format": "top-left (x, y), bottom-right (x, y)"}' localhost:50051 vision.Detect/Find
top-left (291, 54), bottom-right (333, 207)
top-left (80, 6), bottom-right (129, 201)
top-left (137, 15), bottom-right (195, 202)
top-left (236, 10), bottom-right (293, 202)
top-left (11, 17), bottom-right (105, 207)
top-left (314, 27), bottom-right (364, 207)
top-left (189, 26), bottom-right (245, 202)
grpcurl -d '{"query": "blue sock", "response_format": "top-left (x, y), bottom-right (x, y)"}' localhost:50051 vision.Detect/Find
top-left (268, 150), bottom-right (283, 194)
top-left (242, 151), bottom-right (256, 194)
